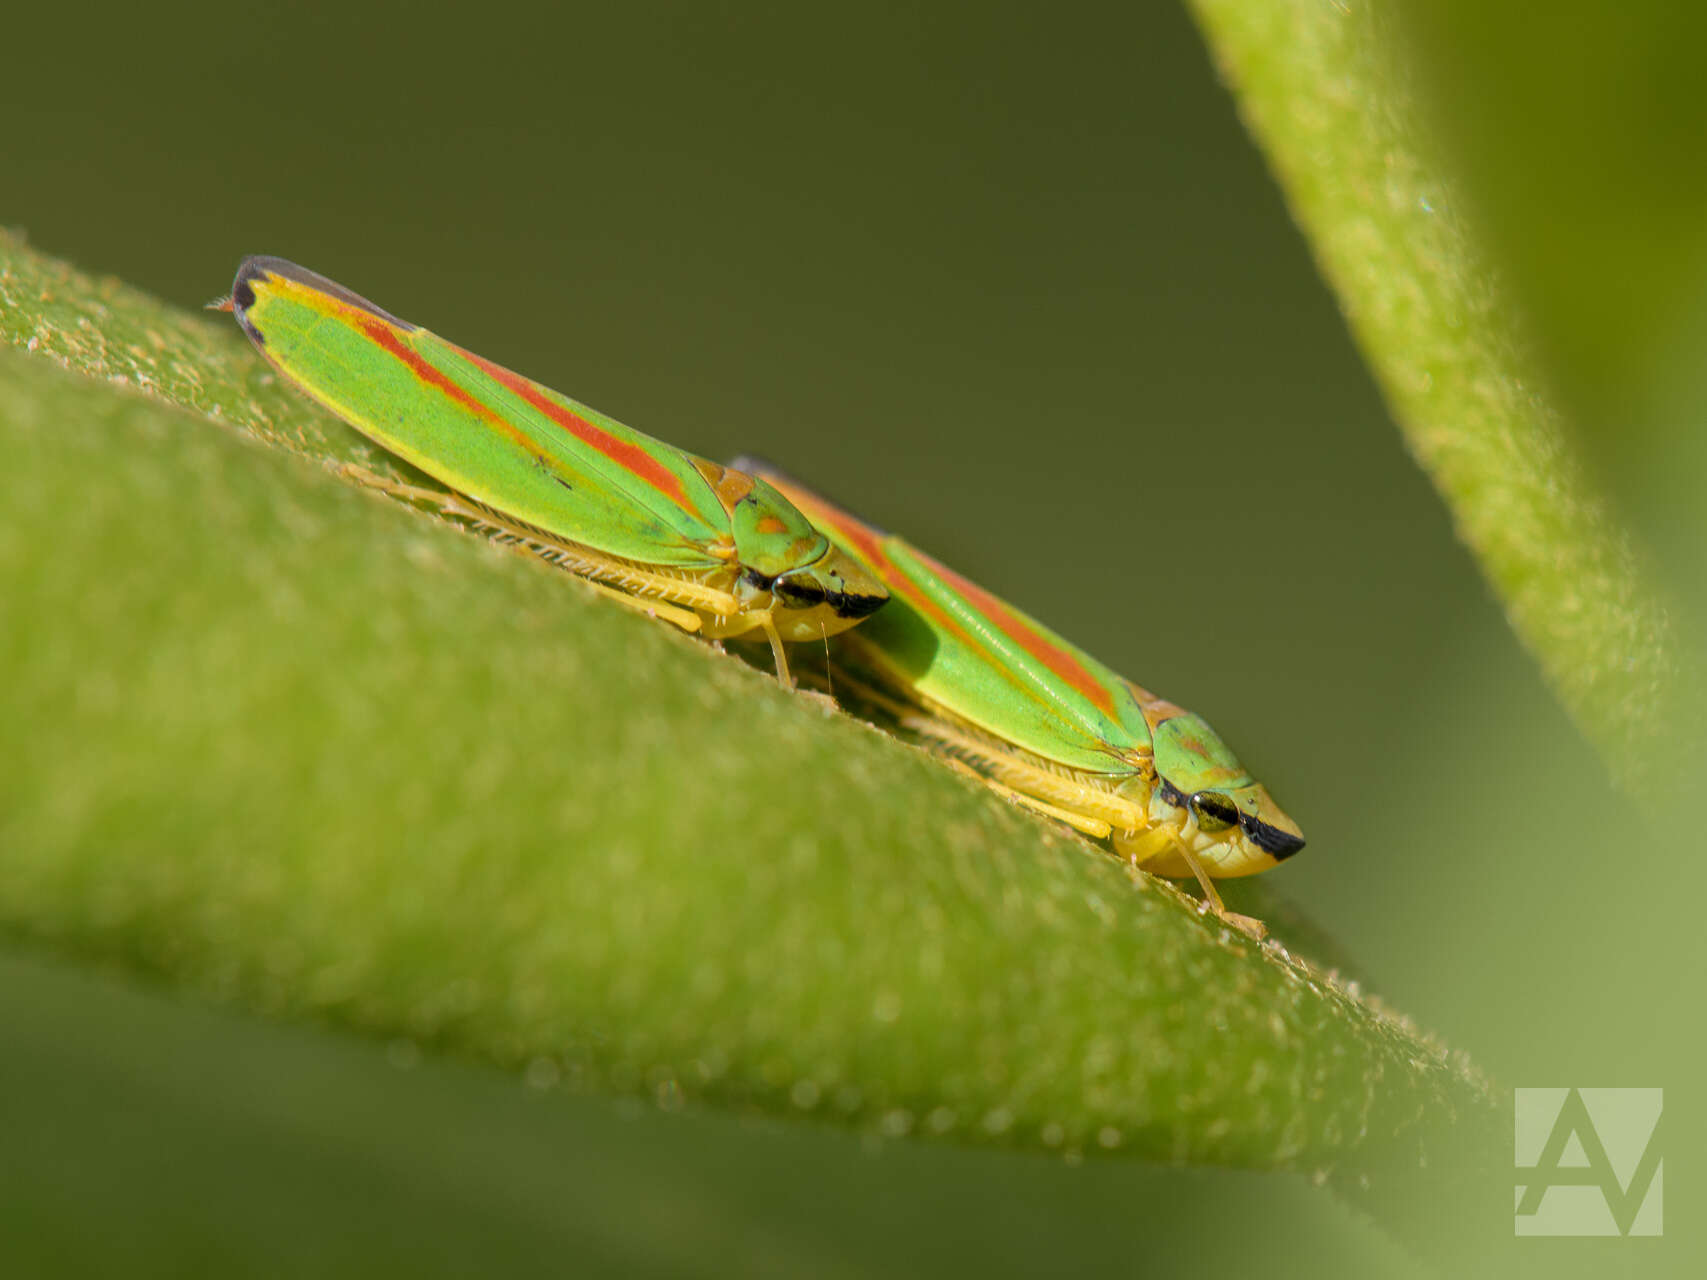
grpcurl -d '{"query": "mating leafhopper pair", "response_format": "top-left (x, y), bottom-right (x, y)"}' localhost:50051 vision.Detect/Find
top-left (222, 258), bottom-right (1303, 929)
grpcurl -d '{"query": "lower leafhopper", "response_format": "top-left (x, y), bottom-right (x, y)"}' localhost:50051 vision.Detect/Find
top-left (219, 257), bottom-right (887, 685)
top-left (740, 459), bottom-right (1305, 932)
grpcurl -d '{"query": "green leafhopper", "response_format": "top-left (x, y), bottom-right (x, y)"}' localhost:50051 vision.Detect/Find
top-left (740, 459), bottom-right (1305, 931)
top-left (220, 257), bottom-right (887, 685)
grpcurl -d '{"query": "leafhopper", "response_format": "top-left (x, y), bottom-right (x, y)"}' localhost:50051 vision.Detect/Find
top-left (220, 257), bottom-right (886, 685)
top-left (741, 459), bottom-right (1304, 931)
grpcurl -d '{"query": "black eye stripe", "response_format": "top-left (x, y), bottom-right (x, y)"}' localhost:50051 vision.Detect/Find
top-left (750, 570), bottom-right (886, 622)
top-left (1159, 781), bottom-right (1305, 860)
top-left (1245, 819), bottom-right (1305, 860)
top-left (773, 576), bottom-right (823, 605)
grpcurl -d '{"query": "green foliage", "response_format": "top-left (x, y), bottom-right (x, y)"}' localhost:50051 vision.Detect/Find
top-left (0, 234), bottom-right (1493, 1239)
top-left (1190, 0), bottom-right (1681, 795)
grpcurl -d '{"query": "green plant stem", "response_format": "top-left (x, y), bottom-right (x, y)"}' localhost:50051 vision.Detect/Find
top-left (1189, 0), bottom-right (1679, 795)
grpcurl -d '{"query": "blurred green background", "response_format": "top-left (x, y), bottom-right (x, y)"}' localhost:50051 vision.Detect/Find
top-left (2, 0), bottom-right (1700, 1274)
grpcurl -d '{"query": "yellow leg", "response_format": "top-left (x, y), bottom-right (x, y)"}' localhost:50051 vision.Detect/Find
top-left (825, 664), bottom-right (913, 721)
top-left (581, 579), bottom-right (703, 634)
top-left (1169, 845), bottom-right (1266, 940)
top-left (832, 665), bottom-right (1100, 833)
top-left (937, 759), bottom-right (1114, 838)
top-left (336, 462), bottom-right (455, 509)
top-left (833, 668), bottom-right (1106, 834)
top-left (336, 464), bottom-right (751, 619)
top-left (1116, 825), bottom-right (1265, 938)
top-left (759, 617), bottom-right (794, 690)
top-left (831, 668), bottom-right (1147, 833)
top-left (697, 612), bottom-right (796, 689)
top-left (337, 464), bottom-right (710, 633)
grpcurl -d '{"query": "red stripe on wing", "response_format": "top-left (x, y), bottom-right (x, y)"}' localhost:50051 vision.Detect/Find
top-left (357, 319), bottom-right (504, 423)
top-left (772, 475), bottom-right (1125, 740)
top-left (355, 317), bottom-right (559, 467)
top-left (800, 502), bottom-right (989, 653)
top-left (457, 349), bottom-right (695, 516)
top-left (919, 553), bottom-right (1119, 718)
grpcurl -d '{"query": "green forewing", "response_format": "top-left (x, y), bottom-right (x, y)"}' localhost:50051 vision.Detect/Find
top-left (236, 260), bottom-right (735, 569)
top-left (876, 542), bottom-right (1154, 771)
top-left (756, 471), bottom-right (1154, 774)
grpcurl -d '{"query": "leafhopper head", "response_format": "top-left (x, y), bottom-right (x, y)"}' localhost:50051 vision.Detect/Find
top-left (704, 465), bottom-right (889, 639)
top-left (746, 555), bottom-right (889, 640)
top-left (1120, 686), bottom-right (1305, 878)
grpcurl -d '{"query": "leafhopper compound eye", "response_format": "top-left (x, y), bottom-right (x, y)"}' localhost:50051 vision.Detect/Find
top-left (1188, 791), bottom-right (1241, 833)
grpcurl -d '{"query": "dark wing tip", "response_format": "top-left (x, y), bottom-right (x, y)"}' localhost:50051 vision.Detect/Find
top-left (231, 256), bottom-right (416, 332)
top-left (231, 255), bottom-right (293, 315)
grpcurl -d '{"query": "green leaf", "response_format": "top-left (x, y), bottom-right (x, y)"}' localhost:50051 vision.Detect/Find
top-left (1188, 0), bottom-right (1683, 796)
top-left (0, 233), bottom-right (1494, 1246)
